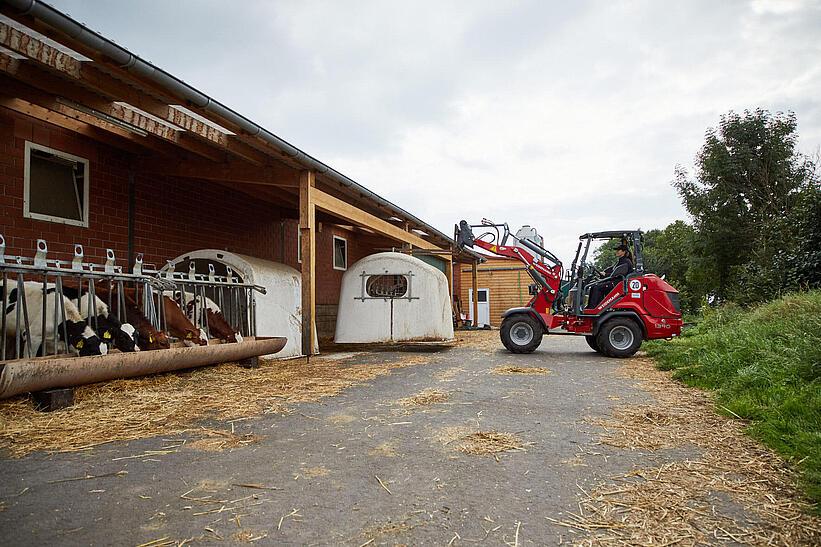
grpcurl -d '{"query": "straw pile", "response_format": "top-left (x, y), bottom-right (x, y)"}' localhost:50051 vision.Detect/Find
top-left (457, 431), bottom-right (526, 455)
top-left (493, 365), bottom-right (550, 375)
top-left (0, 353), bottom-right (432, 458)
top-left (563, 357), bottom-right (821, 545)
top-left (397, 389), bottom-right (449, 406)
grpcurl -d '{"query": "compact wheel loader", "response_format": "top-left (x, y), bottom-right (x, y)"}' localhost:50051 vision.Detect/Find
top-left (455, 220), bottom-right (682, 358)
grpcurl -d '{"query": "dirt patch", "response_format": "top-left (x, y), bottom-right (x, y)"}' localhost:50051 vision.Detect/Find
top-left (188, 428), bottom-right (262, 452)
top-left (397, 389), bottom-right (449, 406)
top-left (369, 441), bottom-right (398, 458)
top-left (568, 357), bottom-right (821, 545)
top-left (492, 365), bottom-right (551, 375)
top-left (0, 353), bottom-right (433, 458)
top-left (433, 367), bottom-right (464, 382)
top-left (326, 414), bottom-right (357, 425)
top-left (231, 530), bottom-right (268, 543)
top-left (299, 466), bottom-right (330, 479)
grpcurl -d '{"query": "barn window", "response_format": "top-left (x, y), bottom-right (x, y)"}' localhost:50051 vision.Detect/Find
top-left (24, 142), bottom-right (89, 227)
top-left (366, 274), bottom-right (409, 298)
top-left (333, 236), bottom-right (347, 270)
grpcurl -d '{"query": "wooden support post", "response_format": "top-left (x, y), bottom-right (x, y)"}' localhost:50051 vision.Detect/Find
top-left (299, 170), bottom-right (316, 357)
top-left (471, 260), bottom-right (479, 327)
top-left (444, 255), bottom-right (454, 301)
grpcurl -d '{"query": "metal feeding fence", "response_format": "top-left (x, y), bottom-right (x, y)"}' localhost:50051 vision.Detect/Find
top-left (138, 258), bottom-right (266, 339)
top-left (0, 235), bottom-right (265, 361)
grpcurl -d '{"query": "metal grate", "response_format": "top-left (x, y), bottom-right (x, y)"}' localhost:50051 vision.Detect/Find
top-left (366, 274), bottom-right (408, 298)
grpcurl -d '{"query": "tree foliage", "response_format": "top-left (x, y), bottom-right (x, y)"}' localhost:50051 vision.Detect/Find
top-left (674, 109), bottom-right (819, 305)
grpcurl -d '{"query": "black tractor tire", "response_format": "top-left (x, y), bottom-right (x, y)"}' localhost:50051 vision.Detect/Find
top-left (596, 317), bottom-right (643, 358)
top-left (500, 314), bottom-right (544, 354)
top-left (585, 335), bottom-right (601, 353)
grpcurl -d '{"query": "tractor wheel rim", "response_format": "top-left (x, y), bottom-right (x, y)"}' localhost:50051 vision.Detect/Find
top-left (609, 325), bottom-right (634, 350)
top-left (510, 321), bottom-right (534, 346)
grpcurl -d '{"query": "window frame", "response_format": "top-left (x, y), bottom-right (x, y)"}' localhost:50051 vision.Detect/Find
top-left (23, 141), bottom-right (90, 228)
top-left (332, 235), bottom-right (347, 271)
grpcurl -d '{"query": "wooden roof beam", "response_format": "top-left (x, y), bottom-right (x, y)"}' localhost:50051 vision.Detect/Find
top-left (137, 157), bottom-right (300, 187)
top-left (0, 94), bottom-right (151, 155)
top-left (0, 21), bottom-right (81, 78)
top-left (312, 188), bottom-right (441, 250)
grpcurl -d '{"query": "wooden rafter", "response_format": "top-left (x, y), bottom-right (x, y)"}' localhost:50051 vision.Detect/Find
top-left (312, 188), bottom-right (441, 250)
top-left (136, 157), bottom-right (300, 187)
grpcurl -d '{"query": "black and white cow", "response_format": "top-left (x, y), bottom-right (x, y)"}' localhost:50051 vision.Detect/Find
top-left (2, 282), bottom-right (107, 357)
top-left (61, 287), bottom-right (140, 352)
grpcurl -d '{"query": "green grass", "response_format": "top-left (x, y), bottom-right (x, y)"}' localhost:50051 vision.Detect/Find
top-left (646, 291), bottom-right (821, 510)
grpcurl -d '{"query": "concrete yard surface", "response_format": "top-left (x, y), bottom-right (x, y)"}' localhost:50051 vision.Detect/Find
top-left (0, 331), bottom-right (818, 545)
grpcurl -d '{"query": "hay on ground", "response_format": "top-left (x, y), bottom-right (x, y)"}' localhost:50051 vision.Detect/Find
top-left (564, 357), bottom-right (821, 546)
top-left (0, 352), bottom-right (432, 458)
top-left (397, 389), bottom-right (449, 406)
top-left (446, 430), bottom-right (527, 456)
top-left (188, 428), bottom-right (262, 452)
top-left (493, 365), bottom-right (550, 375)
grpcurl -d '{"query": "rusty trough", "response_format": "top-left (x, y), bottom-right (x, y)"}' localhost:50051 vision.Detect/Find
top-left (0, 336), bottom-right (286, 399)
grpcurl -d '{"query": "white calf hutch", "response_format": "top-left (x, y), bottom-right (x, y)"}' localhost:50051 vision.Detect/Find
top-left (335, 252), bottom-right (454, 344)
top-left (164, 250), bottom-right (316, 359)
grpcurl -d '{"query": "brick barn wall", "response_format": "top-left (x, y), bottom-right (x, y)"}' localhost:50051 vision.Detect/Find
top-left (0, 108), bottom-right (394, 342)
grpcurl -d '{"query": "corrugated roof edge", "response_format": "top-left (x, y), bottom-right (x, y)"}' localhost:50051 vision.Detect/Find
top-left (4, 0), bottom-right (467, 252)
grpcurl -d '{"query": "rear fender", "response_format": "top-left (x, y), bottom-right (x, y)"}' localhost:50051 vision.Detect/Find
top-left (502, 307), bottom-right (547, 330)
top-left (592, 311), bottom-right (647, 338)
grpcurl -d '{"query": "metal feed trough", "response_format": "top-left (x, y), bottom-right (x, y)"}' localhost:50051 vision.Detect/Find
top-left (0, 235), bottom-right (285, 400)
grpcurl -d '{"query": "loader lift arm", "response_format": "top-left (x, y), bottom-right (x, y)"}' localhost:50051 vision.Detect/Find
top-left (455, 220), bottom-right (563, 305)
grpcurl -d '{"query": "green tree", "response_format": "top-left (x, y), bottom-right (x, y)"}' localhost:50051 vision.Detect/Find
top-left (674, 109), bottom-right (817, 304)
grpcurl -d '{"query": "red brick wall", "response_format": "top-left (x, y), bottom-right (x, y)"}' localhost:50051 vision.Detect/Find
top-left (0, 108), bottom-right (386, 309)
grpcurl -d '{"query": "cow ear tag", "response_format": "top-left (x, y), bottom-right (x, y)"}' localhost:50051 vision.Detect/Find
top-left (149, 335), bottom-right (154, 343)
top-left (186, 332), bottom-right (192, 339)
top-left (76, 340), bottom-right (84, 349)
top-left (103, 331), bottom-right (112, 339)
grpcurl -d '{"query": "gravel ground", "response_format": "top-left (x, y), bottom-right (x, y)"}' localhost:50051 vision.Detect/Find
top-left (0, 331), bottom-right (812, 545)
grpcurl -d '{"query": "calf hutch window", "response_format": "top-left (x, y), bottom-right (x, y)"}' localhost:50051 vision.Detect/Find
top-left (333, 236), bottom-right (347, 270)
top-left (24, 142), bottom-right (89, 227)
top-left (366, 274), bottom-right (409, 298)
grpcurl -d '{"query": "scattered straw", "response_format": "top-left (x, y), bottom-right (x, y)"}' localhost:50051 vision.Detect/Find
top-left (397, 389), bottom-right (449, 406)
top-left (187, 428), bottom-right (262, 452)
top-left (299, 466), bottom-right (329, 479)
top-left (433, 367), bottom-right (464, 382)
top-left (369, 441), bottom-right (398, 458)
top-left (493, 365), bottom-right (550, 375)
top-left (0, 353), bottom-right (432, 457)
top-left (567, 357), bottom-right (821, 545)
top-left (456, 329), bottom-right (501, 353)
top-left (451, 430), bottom-right (527, 456)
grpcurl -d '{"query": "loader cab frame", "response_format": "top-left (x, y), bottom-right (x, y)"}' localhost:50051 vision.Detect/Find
top-left (566, 230), bottom-right (644, 315)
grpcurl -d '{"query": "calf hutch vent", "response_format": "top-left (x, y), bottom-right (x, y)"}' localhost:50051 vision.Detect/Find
top-left (164, 250), bottom-right (316, 358)
top-left (335, 253), bottom-right (454, 344)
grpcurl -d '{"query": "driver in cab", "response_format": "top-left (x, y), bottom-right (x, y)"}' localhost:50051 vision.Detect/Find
top-left (585, 244), bottom-right (634, 310)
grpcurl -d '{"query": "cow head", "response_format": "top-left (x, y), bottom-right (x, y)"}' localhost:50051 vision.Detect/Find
top-left (68, 322), bottom-right (108, 356)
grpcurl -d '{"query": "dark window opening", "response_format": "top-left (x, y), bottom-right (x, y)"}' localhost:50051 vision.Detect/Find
top-left (366, 274), bottom-right (408, 298)
top-left (333, 236), bottom-right (347, 270)
top-left (25, 144), bottom-right (88, 226)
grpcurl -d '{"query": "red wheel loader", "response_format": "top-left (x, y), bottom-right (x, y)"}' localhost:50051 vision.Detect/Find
top-left (455, 220), bottom-right (682, 357)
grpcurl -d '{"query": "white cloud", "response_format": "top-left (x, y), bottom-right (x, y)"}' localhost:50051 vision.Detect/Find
top-left (47, 0), bottom-right (821, 261)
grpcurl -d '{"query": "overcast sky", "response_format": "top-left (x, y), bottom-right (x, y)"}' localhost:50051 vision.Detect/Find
top-left (48, 0), bottom-right (821, 261)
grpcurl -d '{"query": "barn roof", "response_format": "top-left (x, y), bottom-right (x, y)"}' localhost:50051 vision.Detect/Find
top-left (0, 0), bottom-right (483, 262)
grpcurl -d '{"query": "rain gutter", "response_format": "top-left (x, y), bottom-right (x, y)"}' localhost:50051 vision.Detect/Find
top-left (3, 0), bottom-right (460, 248)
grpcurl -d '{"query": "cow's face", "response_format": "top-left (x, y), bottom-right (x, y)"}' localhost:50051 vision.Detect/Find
top-left (139, 329), bottom-right (170, 350)
top-left (107, 323), bottom-right (139, 352)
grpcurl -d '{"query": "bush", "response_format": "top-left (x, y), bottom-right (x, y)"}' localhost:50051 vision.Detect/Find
top-left (646, 291), bottom-right (821, 508)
